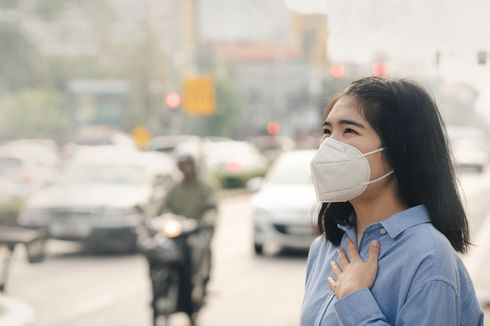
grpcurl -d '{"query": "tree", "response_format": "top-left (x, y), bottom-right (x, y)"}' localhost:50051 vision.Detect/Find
top-left (0, 22), bottom-right (44, 92)
top-left (0, 89), bottom-right (68, 142)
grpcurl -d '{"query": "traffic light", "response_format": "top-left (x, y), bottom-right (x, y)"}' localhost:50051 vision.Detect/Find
top-left (329, 64), bottom-right (345, 79)
top-left (372, 62), bottom-right (387, 77)
top-left (266, 121), bottom-right (280, 136)
top-left (164, 91), bottom-right (182, 110)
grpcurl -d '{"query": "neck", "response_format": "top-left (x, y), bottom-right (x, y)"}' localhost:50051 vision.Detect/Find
top-left (350, 181), bottom-right (407, 244)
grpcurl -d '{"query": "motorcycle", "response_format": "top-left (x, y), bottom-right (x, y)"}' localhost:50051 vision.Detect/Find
top-left (138, 212), bottom-right (215, 326)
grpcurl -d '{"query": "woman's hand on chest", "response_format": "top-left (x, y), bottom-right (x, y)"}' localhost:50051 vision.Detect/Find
top-left (327, 238), bottom-right (380, 299)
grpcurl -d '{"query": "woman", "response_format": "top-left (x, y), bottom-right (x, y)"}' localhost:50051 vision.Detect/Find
top-left (301, 77), bottom-right (484, 325)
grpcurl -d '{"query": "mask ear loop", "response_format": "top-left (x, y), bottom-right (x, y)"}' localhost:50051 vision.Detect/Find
top-left (357, 147), bottom-right (386, 158)
top-left (357, 146), bottom-right (393, 185)
top-left (360, 170), bottom-right (394, 186)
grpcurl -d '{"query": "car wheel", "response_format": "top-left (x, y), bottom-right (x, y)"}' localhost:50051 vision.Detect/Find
top-left (254, 243), bottom-right (264, 255)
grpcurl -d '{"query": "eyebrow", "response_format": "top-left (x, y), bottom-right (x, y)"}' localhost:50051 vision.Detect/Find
top-left (323, 119), bottom-right (366, 129)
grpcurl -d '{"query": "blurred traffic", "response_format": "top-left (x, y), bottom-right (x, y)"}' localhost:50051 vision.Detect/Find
top-left (1, 0), bottom-right (490, 325)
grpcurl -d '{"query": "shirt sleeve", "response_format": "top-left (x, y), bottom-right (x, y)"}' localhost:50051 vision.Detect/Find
top-left (334, 279), bottom-right (476, 326)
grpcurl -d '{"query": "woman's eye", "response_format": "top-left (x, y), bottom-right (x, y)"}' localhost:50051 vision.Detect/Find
top-left (322, 128), bottom-right (332, 135)
top-left (345, 128), bottom-right (358, 134)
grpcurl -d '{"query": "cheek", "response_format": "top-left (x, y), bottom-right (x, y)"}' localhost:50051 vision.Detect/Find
top-left (367, 154), bottom-right (388, 178)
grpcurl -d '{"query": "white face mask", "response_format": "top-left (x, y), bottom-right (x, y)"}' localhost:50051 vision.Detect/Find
top-left (310, 137), bottom-right (394, 202)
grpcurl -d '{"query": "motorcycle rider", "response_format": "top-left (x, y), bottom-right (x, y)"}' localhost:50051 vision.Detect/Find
top-left (160, 151), bottom-right (218, 313)
top-left (164, 152), bottom-right (218, 224)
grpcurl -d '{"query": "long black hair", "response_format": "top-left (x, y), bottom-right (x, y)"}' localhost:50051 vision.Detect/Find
top-left (317, 76), bottom-right (470, 253)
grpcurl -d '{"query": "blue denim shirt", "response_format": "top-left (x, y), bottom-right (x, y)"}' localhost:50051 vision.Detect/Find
top-left (301, 205), bottom-right (484, 326)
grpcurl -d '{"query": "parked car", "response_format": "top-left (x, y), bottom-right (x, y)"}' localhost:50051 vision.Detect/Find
top-left (248, 135), bottom-right (296, 163)
top-left (18, 146), bottom-right (180, 251)
top-left (0, 140), bottom-right (62, 224)
top-left (0, 140), bottom-right (61, 195)
top-left (203, 140), bottom-right (268, 188)
top-left (446, 125), bottom-right (490, 173)
top-left (251, 150), bottom-right (318, 255)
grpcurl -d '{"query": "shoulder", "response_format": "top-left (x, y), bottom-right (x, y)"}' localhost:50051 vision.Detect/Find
top-left (308, 236), bottom-right (323, 258)
top-left (399, 223), bottom-right (461, 288)
top-left (168, 181), bottom-right (182, 192)
top-left (307, 235), bottom-right (336, 268)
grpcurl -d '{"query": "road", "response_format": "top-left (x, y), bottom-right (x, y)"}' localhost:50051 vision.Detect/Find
top-left (6, 169), bottom-right (490, 326)
top-left (8, 194), bottom-right (306, 326)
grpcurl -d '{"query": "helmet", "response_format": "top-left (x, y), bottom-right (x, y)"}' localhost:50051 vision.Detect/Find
top-left (174, 141), bottom-right (200, 165)
top-left (176, 152), bottom-right (196, 164)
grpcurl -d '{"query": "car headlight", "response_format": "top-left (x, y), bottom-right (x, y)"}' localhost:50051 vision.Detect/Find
top-left (18, 208), bottom-right (51, 226)
top-left (160, 219), bottom-right (183, 238)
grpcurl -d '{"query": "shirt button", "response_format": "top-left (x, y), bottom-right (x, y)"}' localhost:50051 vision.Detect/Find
top-left (379, 228), bottom-right (387, 235)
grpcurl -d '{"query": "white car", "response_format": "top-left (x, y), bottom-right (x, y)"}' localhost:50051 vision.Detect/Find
top-left (0, 140), bottom-right (61, 198)
top-left (203, 140), bottom-right (268, 187)
top-left (446, 125), bottom-right (490, 173)
top-left (18, 146), bottom-right (180, 250)
top-left (251, 150), bottom-right (318, 255)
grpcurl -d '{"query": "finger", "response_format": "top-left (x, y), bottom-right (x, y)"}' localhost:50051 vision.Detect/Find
top-left (367, 240), bottom-right (380, 264)
top-left (337, 249), bottom-right (350, 270)
top-left (347, 239), bottom-right (360, 261)
top-left (330, 260), bottom-right (342, 278)
top-left (327, 276), bottom-right (336, 292)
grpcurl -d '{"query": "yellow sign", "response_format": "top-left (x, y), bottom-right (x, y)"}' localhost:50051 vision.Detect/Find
top-left (183, 76), bottom-right (215, 115)
top-left (131, 126), bottom-right (151, 149)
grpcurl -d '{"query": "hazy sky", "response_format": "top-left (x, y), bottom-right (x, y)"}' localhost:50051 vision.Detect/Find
top-left (288, 0), bottom-right (489, 64)
top-left (288, 0), bottom-right (490, 121)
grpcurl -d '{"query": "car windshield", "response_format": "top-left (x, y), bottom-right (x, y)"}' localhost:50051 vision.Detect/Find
top-left (60, 164), bottom-right (147, 185)
top-left (265, 152), bottom-right (313, 185)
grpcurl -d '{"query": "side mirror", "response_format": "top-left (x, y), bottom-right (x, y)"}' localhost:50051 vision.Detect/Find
top-left (246, 177), bottom-right (264, 193)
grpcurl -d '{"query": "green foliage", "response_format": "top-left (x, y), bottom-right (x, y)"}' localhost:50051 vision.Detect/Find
top-left (0, 197), bottom-right (22, 226)
top-left (0, 23), bottom-right (44, 91)
top-left (210, 79), bottom-right (244, 137)
top-left (35, 0), bottom-right (66, 20)
top-left (0, 0), bottom-right (19, 9)
top-left (214, 169), bottom-right (267, 189)
top-left (0, 89), bottom-right (68, 141)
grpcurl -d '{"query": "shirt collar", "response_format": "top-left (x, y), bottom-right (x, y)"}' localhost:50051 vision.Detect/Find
top-left (380, 205), bottom-right (430, 238)
top-left (337, 205), bottom-right (430, 239)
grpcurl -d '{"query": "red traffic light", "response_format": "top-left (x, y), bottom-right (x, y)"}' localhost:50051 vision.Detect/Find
top-left (164, 91), bottom-right (182, 109)
top-left (329, 64), bottom-right (345, 79)
top-left (266, 121), bottom-right (280, 135)
top-left (372, 62), bottom-right (387, 77)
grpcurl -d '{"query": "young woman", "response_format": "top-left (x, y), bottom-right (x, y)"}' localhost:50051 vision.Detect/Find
top-left (301, 77), bottom-right (484, 325)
